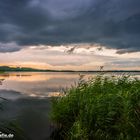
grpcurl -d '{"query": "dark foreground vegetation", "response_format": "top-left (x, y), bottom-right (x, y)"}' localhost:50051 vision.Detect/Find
top-left (50, 75), bottom-right (140, 140)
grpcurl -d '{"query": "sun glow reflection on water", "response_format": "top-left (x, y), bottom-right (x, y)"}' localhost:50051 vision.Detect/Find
top-left (0, 72), bottom-right (140, 99)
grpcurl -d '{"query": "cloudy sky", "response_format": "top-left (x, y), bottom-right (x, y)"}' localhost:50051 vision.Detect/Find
top-left (0, 0), bottom-right (140, 70)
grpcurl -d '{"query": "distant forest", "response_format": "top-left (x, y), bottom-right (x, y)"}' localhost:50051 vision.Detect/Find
top-left (0, 66), bottom-right (140, 72)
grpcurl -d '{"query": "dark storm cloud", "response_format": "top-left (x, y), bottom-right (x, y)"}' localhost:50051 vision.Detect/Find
top-left (0, 0), bottom-right (140, 52)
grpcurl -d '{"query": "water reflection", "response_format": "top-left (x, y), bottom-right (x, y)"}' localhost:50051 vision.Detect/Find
top-left (0, 78), bottom-right (4, 85)
top-left (0, 97), bottom-right (52, 140)
top-left (0, 72), bottom-right (140, 100)
top-left (0, 72), bottom-right (81, 99)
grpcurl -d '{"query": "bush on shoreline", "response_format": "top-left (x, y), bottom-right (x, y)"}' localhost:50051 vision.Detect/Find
top-left (50, 75), bottom-right (140, 140)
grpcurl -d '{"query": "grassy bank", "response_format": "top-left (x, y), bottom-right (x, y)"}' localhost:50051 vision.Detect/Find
top-left (50, 75), bottom-right (140, 140)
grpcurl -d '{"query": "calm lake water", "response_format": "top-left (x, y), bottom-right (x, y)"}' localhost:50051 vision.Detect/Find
top-left (0, 72), bottom-right (140, 99)
top-left (0, 72), bottom-right (140, 140)
top-left (0, 72), bottom-right (91, 99)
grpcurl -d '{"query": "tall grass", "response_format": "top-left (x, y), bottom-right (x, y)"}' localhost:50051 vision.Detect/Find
top-left (50, 75), bottom-right (140, 140)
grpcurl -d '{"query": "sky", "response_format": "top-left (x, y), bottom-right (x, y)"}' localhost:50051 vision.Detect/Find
top-left (0, 0), bottom-right (140, 70)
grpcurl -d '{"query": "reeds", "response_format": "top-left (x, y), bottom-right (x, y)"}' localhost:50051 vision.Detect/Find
top-left (50, 75), bottom-right (140, 140)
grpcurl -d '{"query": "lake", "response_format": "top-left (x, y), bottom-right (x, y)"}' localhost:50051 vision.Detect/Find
top-left (0, 72), bottom-right (92, 99)
top-left (0, 72), bottom-right (140, 140)
top-left (0, 72), bottom-right (140, 99)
